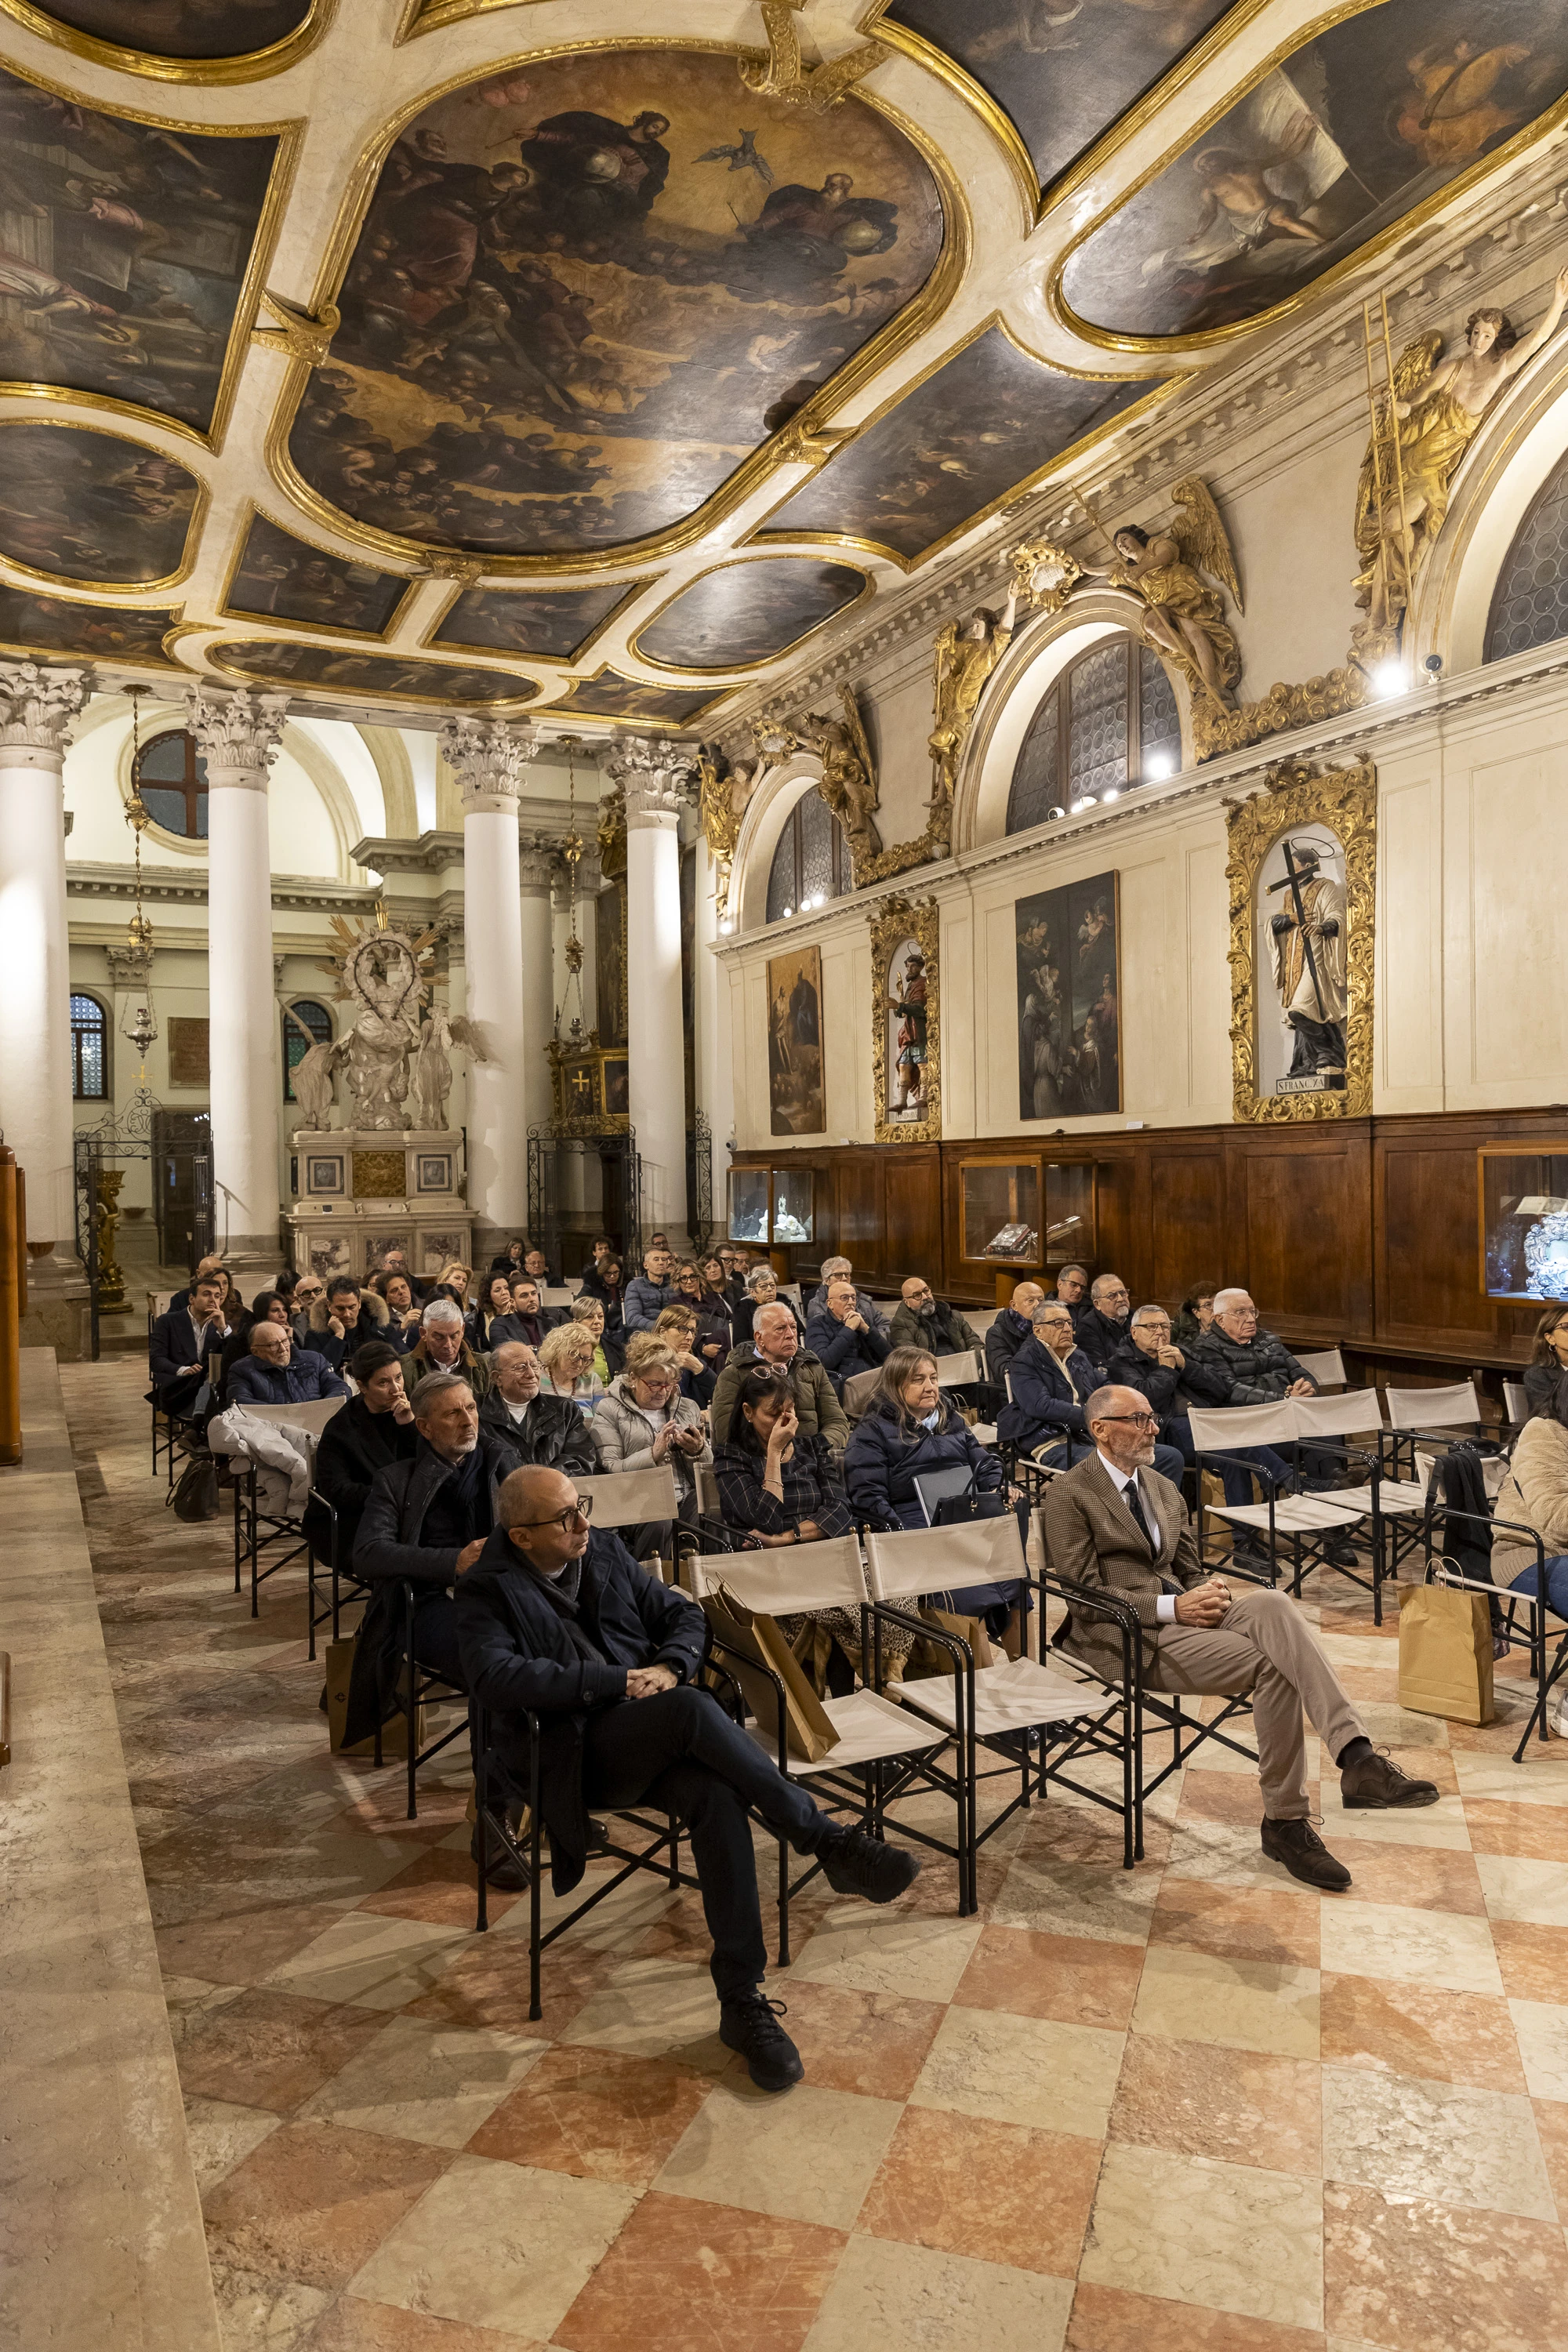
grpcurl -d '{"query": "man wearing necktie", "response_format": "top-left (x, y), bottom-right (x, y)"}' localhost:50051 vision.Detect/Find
top-left (1043, 1385), bottom-right (1439, 1892)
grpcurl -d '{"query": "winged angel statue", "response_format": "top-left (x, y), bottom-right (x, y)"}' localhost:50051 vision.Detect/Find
top-left (1074, 479), bottom-right (1243, 710)
top-left (797, 686), bottom-right (881, 874)
top-left (314, 909), bottom-right (492, 1132)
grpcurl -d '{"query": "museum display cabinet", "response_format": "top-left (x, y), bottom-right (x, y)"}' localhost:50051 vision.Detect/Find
top-left (954, 1155), bottom-right (1100, 1301)
top-left (727, 1165), bottom-right (815, 1264)
top-left (1479, 1143), bottom-right (1568, 1301)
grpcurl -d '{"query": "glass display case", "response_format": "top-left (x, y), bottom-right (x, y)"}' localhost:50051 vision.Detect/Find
top-left (959, 1160), bottom-right (1043, 1267)
top-left (727, 1167), bottom-right (815, 1247)
top-left (1479, 1145), bottom-right (1568, 1298)
top-left (1044, 1161), bottom-right (1097, 1267)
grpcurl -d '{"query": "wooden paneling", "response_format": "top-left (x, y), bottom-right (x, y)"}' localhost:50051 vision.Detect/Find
top-left (1230, 1135), bottom-right (1372, 1343)
top-left (883, 1152), bottom-right (942, 1290)
top-left (833, 1155), bottom-right (884, 1276)
top-left (1149, 1151), bottom-right (1225, 1301)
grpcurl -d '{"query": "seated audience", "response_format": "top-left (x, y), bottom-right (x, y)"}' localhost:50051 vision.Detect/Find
top-left (274, 1266), bottom-right (300, 1304)
top-left (490, 1237), bottom-right (527, 1276)
top-left (226, 1319), bottom-right (349, 1409)
top-left (1525, 1308), bottom-right (1568, 1418)
top-left (456, 1462), bottom-right (920, 2087)
top-left (536, 1322), bottom-right (608, 1419)
top-left (488, 1276), bottom-right (559, 1352)
top-left (592, 1334), bottom-right (712, 1559)
top-left (1054, 1262), bottom-right (1090, 1314)
top-left (676, 1260), bottom-right (731, 1372)
top-left (1043, 1384), bottom-right (1439, 1889)
top-left (985, 1281), bottom-right (1044, 1387)
top-left (150, 1270), bottom-right (232, 1416)
top-left (623, 1243), bottom-right (679, 1334)
top-left (372, 1269), bottom-right (423, 1351)
top-left (579, 1233), bottom-right (615, 1286)
top-left (711, 1300), bottom-right (849, 1457)
top-left (406, 1297), bottom-right (493, 1401)
top-left (523, 1243), bottom-right (558, 1288)
top-left (1074, 1271), bottom-right (1132, 1370)
top-left (1495, 1375), bottom-right (1568, 1625)
top-left (352, 1370), bottom-right (524, 1888)
top-left (169, 1253), bottom-right (227, 1316)
top-left (289, 1272), bottom-right (324, 1341)
top-left (1107, 1305), bottom-right (1291, 1568)
top-left (303, 1340), bottom-right (418, 1567)
top-left (570, 1291), bottom-right (623, 1382)
top-left (480, 1340), bottom-right (597, 1471)
top-left (432, 1261), bottom-right (474, 1309)
top-left (733, 1263), bottom-right (804, 1349)
top-left (1173, 1277), bottom-right (1219, 1350)
top-left (466, 1272), bottom-right (519, 1355)
top-left (304, 1276), bottom-right (390, 1370)
top-left (1195, 1289), bottom-right (1317, 1403)
top-left (998, 1301), bottom-right (1185, 1481)
top-left (890, 1277), bottom-right (982, 1362)
top-left (805, 1276), bottom-right (891, 1396)
top-left (218, 1289), bottom-right (292, 1396)
top-left (654, 1303), bottom-right (717, 1408)
top-left (696, 1253), bottom-right (737, 1344)
top-left (845, 1348), bottom-right (1025, 1646)
top-left (718, 1243), bottom-right (747, 1308)
top-left (805, 1257), bottom-right (891, 1335)
top-left (713, 1364), bottom-right (913, 1684)
top-left (375, 1246), bottom-right (428, 1299)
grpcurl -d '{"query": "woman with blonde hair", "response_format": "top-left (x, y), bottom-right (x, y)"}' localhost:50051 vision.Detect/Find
top-left (570, 1290), bottom-right (623, 1382)
top-left (593, 1333), bottom-right (712, 1560)
top-left (653, 1302), bottom-right (717, 1408)
top-left (538, 1319), bottom-right (607, 1417)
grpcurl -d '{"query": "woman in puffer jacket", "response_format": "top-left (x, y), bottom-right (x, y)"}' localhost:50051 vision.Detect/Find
top-left (590, 1334), bottom-right (713, 1562)
top-left (1494, 1373), bottom-right (1568, 1628)
top-left (844, 1345), bottom-right (1025, 1650)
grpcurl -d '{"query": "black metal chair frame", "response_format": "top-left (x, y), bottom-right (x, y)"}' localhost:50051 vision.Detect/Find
top-left (1194, 1435), bottom-right (1390, 1621)
top-left (1377, 1421), bottom-right (1505, 1590)
top-left (1420, 1502), bottom-right (1568, 1762)
top-left (233, 1458), bottom-right (314, 1623)
top-left (380, 1577), bottom-right (473, 1822)
top-left (303, 1489), bottom-right (374, 1661)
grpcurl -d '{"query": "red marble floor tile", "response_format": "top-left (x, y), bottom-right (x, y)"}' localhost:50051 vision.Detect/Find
top-left (1321, 1973), bottom-right (1527, 2094)
top-left (468, 2045), bottom-right (713, 2187)
top-left (953, 1922), bottom-right (1144, 2030)
top-left (554, 2190), bottom-right (844, 2352)
top-left (203, 2120), bottom-right (452, 2292)
top-left (859, 2104), bottom-right (1100, 2277)
top-left (1464, 1799), bottom-right (1568, 1860)
top-left (1323, 2180), bottom-right (1568, 2352)
top-left (1150, 1876), bottom-right (1321, 1969)
top-left (359, 1847), bottom-right (521, 1930)
top-left (155, 1898), bottom-right (346, 1987)
top-left (1178, 1769), bottom-right (1319, 1829)
top-left (1533, 2097), bottom-right (1568, 2220)
top-left (173, 1987), bottom-right (388, 2114)
top-left (1491, 1918), bottom-right (1568, 2002)
top-left (756, 1978), bottom-right (945, 2100)
top-left (401, 1929), bottom-right (612, 2038)
top-left (1069, 2282), bottom-right (1325, 2352)
top-left (1325, 1838), bottom-right (1486, 1915)
top-left (1108, 2036), bottom-right (1322, 2175)
top-left (302, 2300), bottom-right (532, 2351)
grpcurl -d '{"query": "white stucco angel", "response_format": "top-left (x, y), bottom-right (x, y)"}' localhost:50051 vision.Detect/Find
top-left (408, 1004), bottom-right (493, 1132)
top-left (282, 1007), bottom-right (344, 1131)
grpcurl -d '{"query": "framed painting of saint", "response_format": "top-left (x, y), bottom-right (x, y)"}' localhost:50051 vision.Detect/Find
top-left (870, 895), bottom-right (940, 1143)
top-left (1014, 873), bottom-right (1121, 1123)
top-left (766, 946), bottom-right (825, 1137)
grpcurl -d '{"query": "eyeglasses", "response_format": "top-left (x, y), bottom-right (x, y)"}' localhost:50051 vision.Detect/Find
top-left (515, 1497), bottom-right (594, 1531)
top-left (1097, 1411), bottom-right (1160, 1430)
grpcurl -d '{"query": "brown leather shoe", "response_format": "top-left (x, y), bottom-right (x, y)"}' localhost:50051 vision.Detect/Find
top-left (1261, 1815), bottom-right (1352, 1892)
top-left (1340, 1748), bottom-right (1440, 1809)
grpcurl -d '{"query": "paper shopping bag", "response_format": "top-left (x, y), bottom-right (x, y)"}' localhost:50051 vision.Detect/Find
top-left (912, 1602), bottom-right (995, 1678)
top-left (324, 1635), bottom-right (423, 1757)
top-left (1398, 1582), bottom-right (1494, 1726)
top-left (702, 1584), bottom-right (840, 1762)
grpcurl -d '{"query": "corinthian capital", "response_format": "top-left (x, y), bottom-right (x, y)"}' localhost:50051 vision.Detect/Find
top-left (186, 687), bottom-right (289, 785)
top-left (442, 714), bottom-right (538, 815)
top-left (0, 659), bottom-right (88, 757)
top-left (607, 733), bottom-right (697, 828)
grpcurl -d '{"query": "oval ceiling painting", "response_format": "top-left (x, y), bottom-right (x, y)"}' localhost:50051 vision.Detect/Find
top-left (207, 641), bottom-right (536, 707)
top-left (0, 423), bottom-right (200, 585)
top-left (636, 559), bottom-right (866, 671)
top-left (20, 2), bottom-right (312, 57)
top-left (288, 48), bottom-right (946, 561)
top-left (1062, 0), bottom-right (1568, 343)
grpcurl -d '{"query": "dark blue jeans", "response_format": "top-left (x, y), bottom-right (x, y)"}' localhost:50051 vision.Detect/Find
top-left (1163, 1417), bottom-right (1292, 1509)
top-left (1506, 1555), bottom-right (1568, 1621)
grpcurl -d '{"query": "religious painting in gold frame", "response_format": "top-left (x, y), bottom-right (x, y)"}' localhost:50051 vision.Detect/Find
top-left (1225, 754), bottom-right (1375, 1124)
top-left (870, 894), bottom-right (939, 1145)
top-left (766, 945), bottom-right (825, 1138)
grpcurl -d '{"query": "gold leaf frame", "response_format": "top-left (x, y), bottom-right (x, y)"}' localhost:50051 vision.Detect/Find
top-left (870, 892), bottom-right (939, 1145)
top-left (1225, 754), bottom-right (1375, 1125)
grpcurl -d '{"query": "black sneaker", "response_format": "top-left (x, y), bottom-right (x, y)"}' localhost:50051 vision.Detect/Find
top-left (1322, 1535), bottom-right (1359, 1568)
top-left (819, 1826), bottom-right (921, 1905)
top-left (1261, 1814), bottom-right (1352, 1892)
top-left (720, 1991), bottom-right (804, 2093)
top-left (470, 1820), bottom-right (530, 1892)
top-left (1340, 1747), bottom-right (1441, 1809)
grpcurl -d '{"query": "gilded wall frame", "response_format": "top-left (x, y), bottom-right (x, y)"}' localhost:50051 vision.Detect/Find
top-left (870, 892), bottom-right (940, 1145)
top-left (1225, 754), bottom-right (1375, 1125)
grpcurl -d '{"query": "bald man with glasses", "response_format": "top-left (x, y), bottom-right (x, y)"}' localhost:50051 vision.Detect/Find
top-left (456, 1463), bottom-right (923, 2095)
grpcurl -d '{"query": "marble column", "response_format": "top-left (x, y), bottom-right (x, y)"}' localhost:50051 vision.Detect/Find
top-left (518, 837), bottom-right (557, 1144)
top-left (694, 835), bottom-right (735, 1231)
top-left (187, 688), bottom-right (289, 1264)
top-left (611, 735), bottom-right (695, 1243)
top-left (441, 715), bottom-right (537, 1251)
top-left (0, 660), bottom-right (88, 1258)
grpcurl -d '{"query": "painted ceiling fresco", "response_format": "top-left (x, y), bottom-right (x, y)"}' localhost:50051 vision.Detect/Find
top-left (763, 328), bottom-right (1160, 564)
top-left (636, 558), bottom-right (866, 670)
top-left (224, 512), bottom-right (408, 636)
top-left (17, 2), bottom-right (313, 58)
top-left (208, 640), bottom-right (538, 707)
top-left (285, 49), bottom-right (946, 559)
top-left (0, 422), bottom-right (199, 583)
top-left (562, 671), bottom-right (717, 723)
top-left (0, 584), bottom-right (179, 663)
top-left (887, 0), bottom-right (1237, 193)
top-left (0, 64), bottom-right (279, 433)
top-left (1062, 0), bottom-right (1568, 341)
top-left (433, 582), bottom-right (651, 663)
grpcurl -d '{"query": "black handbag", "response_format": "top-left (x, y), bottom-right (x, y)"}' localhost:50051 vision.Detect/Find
top-left (932, 1491), bottom-right (1007, 1526)
top-left (170, 1450), bottom-right (220, 1522)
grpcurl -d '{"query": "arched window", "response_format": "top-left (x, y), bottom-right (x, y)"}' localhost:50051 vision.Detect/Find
top-left (1006, 636), bottom-right (1181, 834)
top-left (282, 998), bottom-right (333, 1102)
top-left (1486, 448), bottom-right (1568, 661)
top-left (134, 728), bottom-right (208, 838)
top-left (71, 992), bottom-right (108, 1100)
top-left (766, 789), bottom-right (851, 923)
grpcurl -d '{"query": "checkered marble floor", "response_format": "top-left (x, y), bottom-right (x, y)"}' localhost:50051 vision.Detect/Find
top-left (65, 1359), bottom-right (1568, 2352)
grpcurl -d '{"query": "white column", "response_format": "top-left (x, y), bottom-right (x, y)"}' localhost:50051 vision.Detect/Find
top-left (188, 688), bottom-right (289, 1263)
top-left (441, 715), bottom-right (537, 1247)
top-left (611, 735), bottom-right (694, 1243)
top-left (0, 662), bottom-right (89, 1255)
top-left (694, 836), bottom-right (735, 1229)
top-left (519, 838), bottom-right (557, 1144)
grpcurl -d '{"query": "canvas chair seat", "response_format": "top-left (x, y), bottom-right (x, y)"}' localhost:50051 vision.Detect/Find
top-left (935, 1350), bottom-right (981, 1386)
top-left (886, 1655), bottom-right (1106, 1737)
top-left (574, 1465), bottom-right (681, 1528)
top-left (1330, 1475), bottom-right (1430, 1516)
top-left (1206, 1493), bottom-right (1367, 1534)
top-left (747, 1686), bottom-right (943, 1777)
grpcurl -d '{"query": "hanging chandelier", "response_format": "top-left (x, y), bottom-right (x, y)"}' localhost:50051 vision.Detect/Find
top-left (121, 684), bottom-right (158, 1066)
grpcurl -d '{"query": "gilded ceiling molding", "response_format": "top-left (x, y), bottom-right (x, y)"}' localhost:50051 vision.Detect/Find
top-left (630, 558), bottom-right (873, 681)
top-left (0, 0), bottom-right (333, 82)
top-left (215, 502), bottom-right (423, 644)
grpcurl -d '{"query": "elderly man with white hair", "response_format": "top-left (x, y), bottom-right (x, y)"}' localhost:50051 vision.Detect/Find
top-left (804, 1257), bottom-right (890, 1338)
top-left (1192, 1287), bottom-right (1358, 1568)
top-left (710, 1298), bottom-right (850, 1454)
top-left (405, 1295), bottom-right (494, 1401)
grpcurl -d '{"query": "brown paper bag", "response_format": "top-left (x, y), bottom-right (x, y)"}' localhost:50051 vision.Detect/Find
top-left (324, 1635), bottom-right (426, 1758)
top-left (1398, 1582), bottom-right (1495, 1726)
top-left (912, 1603), bottom-right (995, 1679)
top-left (702, 1585), bottom-right (840, 1762)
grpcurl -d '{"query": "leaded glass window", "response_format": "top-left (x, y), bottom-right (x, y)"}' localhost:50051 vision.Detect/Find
top-left (71, 992), bottom-right (107, 1100)
top-left (133, 728), bottom-right (208, 838)
top-left (282, 998), bottom-right (332, 1102)
top-left (766, 791), bottom-right (851, 923)
top-left (1004, 636), bottom-right (1181, 835)
top-left (1486, 452), bottom-right (1568, 661)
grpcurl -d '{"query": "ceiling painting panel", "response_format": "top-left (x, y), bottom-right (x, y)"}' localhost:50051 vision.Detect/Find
top-left (760, 325), bottom-right (1162, 564)
top-left (0, 420), bottom-right (201, 584)
top-left (285, 46), bottom-right (946, 562)
top-left (634, 557), bottom-right (867, 671)
top-left (206, 637), bottom-right (538, 706)
top-left (561, 670), bottom-right (717, 722)
top-left (432, 580), bottom-right (651, 662)
top-left (1061, 0), bottom-right (1568, 344)
top-left (223, 510), bottom-right (410, 636)
top-left (882, 0), bottom-right (1240, 197)
top-left (0, 64), bottom-right (281, 433)
top-left (3, 2), bottom-right (314, 62)
top-left (0, 583), bottom-right (181, 662)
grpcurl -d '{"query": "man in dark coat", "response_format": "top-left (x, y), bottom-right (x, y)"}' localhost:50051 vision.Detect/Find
top-left (479, 1341), bottom-right (596, 1474)
top-left (303, 1341), bottom-right (417, 1569)
top-left (888, 1277), bottom-right (982, 1362)
top-left (485, 1275), bottom-right (561, 1353)
top-left (1190, 1287), bottom-right (1357, 1568)
top-left (1073, 1271), bottom-right (1133, 1370)
top-left (985, 1280), bottom-right (1044, 1388)
top-left (148, 1269), bottom-right (230, 1416)
top-left (999, 1300), bottom-right (1185, 1483)
top-left (456, 1463), bottom-right (920, 2092)
top-left (804, 1276), bottom-right (891, 1397)
top-left (226, 1322), bottom-right (349, 1410)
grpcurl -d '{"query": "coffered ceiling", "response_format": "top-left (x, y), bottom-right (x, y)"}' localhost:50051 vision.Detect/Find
top-left (0, 0), bottom-right (1563, 732)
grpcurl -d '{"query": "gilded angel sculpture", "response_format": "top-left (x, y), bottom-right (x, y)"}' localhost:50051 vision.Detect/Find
top-left (1080, 479), bottom-right (1242, 709)
top-left (797, 686), bottom-right (881, 875)
top-left (929, 588), bottom-right (1019, 816)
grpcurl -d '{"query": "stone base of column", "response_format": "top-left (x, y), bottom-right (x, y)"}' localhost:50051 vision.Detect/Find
top-left (21, 1252), bottom-right (91, 1363)
top-left (470, 1217), bottom-right (522, 1277)
top-left (220, 1233), bottom-right (288, 1287)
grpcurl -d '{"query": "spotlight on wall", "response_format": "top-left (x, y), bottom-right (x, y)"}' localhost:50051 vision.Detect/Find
top-left (719, 918), bottom-right (734, 935)
top-left (1144, 751), bottom-right (1174, 781)
top-left (1373, 659), bottom-right (1408, 699)
top-left (1046, 804), bottom-right (1067, 822)
top-left (1102, 788), bottom-right (1120, 804)
top-left (1069, 794), bottom-right (1096, 815)
top-left (1425, 654), bottom-right (1443, 677)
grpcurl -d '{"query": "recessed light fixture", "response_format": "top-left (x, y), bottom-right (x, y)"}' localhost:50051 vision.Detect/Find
top-left (1070, 794), bottom-right (1096, 814)
top-left (1145, 751), bottom-right (1174, 781)
top-left (1102, 788), bottom-right (1120, 804)
top-left (1373, 659), bottom-right (1407, 699)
